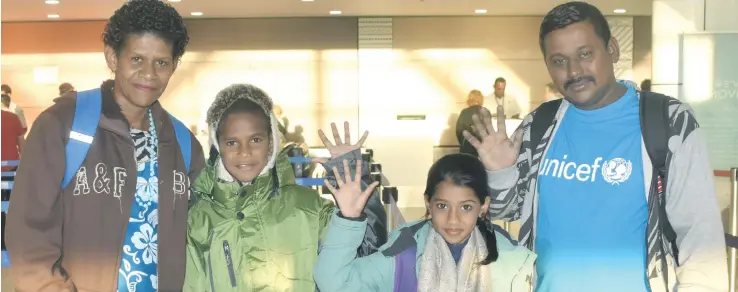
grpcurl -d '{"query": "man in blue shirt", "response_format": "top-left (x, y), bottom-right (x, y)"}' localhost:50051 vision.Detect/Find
top-left (462, 1), bottom-right (728, 291)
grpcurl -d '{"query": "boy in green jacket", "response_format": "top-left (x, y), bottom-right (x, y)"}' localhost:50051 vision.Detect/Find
top-left (184, 84), bottom-right (385, 291)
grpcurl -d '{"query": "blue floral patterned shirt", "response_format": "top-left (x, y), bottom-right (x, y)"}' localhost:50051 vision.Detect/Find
top-left (117, 128), bottom-right (159, 292)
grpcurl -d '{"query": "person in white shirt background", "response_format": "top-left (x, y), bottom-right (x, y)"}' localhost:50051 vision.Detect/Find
top-left (1, 84), bottom-right (28, 133)
top-left (485, 77), bottom-right (522, 119)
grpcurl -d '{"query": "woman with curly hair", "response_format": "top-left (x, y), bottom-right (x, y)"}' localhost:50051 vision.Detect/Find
top-left (5, 0), bottom-right (205, 291)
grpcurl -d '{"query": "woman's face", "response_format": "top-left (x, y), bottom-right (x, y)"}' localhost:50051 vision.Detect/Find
top-left (426, 180), bottom-right (490, 244)
top-left (104, 33), bottom-right (177, 111)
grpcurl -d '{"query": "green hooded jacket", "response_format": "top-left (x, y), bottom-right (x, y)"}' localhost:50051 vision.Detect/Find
top-left (184, 151), bottom-right (335, 292)
top-left (184, 84), bottom-right (387, 291)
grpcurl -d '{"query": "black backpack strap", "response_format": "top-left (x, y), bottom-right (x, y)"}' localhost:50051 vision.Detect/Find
top-left (639, 91), bottom-right (679, 267)
top-left (530, 99), bottom-right (563, 150)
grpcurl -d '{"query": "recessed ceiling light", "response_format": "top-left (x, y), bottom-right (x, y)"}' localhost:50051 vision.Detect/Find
top-left (329, 10), bottom-right (342, 15)
top-left (614, 9), bottom-right (626, 13)
top-left (302, 0), bottom-right (314, 2)
top-left (168, 0), bottom-right (182, 2)
top-left (475, 9), bottom-right (488, 14)
top-left (47, 14), bottom-right (60, 19)
top-left (190, 12), bottom-right (203, 16)
top-left (45, 0), bottom-right (59, 4)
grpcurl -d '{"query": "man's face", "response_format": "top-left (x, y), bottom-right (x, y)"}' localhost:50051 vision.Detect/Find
top-left (542, 21), bottom-right (619, 108)
top-left (494, 81), bottom-right (506, 97)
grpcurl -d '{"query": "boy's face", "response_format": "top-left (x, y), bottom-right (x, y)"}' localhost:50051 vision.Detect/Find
top-left (218, 111), bottom-right (271, 182)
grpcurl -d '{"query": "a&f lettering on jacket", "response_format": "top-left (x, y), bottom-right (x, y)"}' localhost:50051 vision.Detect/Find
top-left (486, 83), bottom-right (728, 291)
top-left (6, 80), bottom-right (206, 292)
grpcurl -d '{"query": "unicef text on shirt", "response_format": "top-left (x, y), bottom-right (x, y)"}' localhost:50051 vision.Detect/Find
top-left (539, 155), bottom-right (633, 185)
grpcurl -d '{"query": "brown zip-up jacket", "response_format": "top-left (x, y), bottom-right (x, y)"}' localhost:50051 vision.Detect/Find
top-left (6, 81), bottom-right (206, 292)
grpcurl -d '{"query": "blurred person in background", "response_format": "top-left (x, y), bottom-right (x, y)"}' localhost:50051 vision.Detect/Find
top-left (485, 77), bottom-right (522, 119)
top-left (1, 84), bottom-right (28, 133)
top-left (1, 93), bottom-right (25, 250)
top-left (456, 90), bottom-right (490, 157)
top-left (53, 82), bottom-right (76, 103)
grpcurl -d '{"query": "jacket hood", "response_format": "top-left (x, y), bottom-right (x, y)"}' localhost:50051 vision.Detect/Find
top-left (205, 84), bottom-right (282, 183)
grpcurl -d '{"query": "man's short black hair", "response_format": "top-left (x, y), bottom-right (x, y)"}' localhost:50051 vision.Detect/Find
top-left (102, 0), bottom-right (189, 61)
top-left (1, 84), bottom-right (11, 95)
top-left (539, 1), bottom-right (611, 54)
top-left (494, 77), bottom-right (506, 84)
top-left (640, 79), bottom-right (652, 91)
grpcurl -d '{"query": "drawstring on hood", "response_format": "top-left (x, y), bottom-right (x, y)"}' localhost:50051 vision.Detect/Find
top-left (205, 84), bottom-right (283, 185)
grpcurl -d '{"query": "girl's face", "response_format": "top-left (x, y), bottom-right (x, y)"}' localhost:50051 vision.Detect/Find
top-left (426, 180), bottom-right (490, 244)
top-left (218, 111), bottom-right (271, 182)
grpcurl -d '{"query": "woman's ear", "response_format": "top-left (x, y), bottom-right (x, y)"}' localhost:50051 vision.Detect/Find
top-left (480, 196), bottom-right (491, 217)
top-left (104, 46), bottom-right (118, 73)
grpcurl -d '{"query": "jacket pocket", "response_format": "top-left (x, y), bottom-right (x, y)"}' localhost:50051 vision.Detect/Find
top-left (223, 240), bottom-right (237, 287)
top-left (206, 226), bottom-right (240, 291)
top-left (207, 231), bottom-right (217, 292)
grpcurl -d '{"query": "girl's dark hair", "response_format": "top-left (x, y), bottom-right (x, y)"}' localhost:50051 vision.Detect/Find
top-left (423, 153), bottom-right (499, 265)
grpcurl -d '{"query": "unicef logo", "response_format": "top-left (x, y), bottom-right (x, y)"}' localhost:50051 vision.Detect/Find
top-left (601, 158), bottom-right (632, 185)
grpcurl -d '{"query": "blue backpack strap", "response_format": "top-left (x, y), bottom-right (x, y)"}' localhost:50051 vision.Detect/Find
top-left (62, 89), bottom-right (102, 189)
top-left (168, 114), bottom-right (191, 174)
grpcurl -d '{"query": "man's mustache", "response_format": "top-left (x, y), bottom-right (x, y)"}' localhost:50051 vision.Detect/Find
top-left (564, 76), bottom-right (596, 90)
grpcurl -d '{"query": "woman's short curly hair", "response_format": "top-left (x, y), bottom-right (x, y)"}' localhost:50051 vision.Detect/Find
top-left (102, 0), bottom-right (189, 61)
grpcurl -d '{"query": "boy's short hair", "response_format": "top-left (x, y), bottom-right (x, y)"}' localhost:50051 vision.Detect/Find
top-left (207, 84), bottom-right (273, 136)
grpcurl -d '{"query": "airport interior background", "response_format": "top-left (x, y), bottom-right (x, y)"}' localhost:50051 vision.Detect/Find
top-left (1, 0), bottom-right (737, 290)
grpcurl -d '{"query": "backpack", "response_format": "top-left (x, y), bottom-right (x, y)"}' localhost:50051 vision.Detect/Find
top-left (529, 91), bottom-right (678, 263)
top-left (61, 88), bottom-right (192, 189)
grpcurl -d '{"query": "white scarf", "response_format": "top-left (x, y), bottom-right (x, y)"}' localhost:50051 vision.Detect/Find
top-left (417, 227), bottom-right (491, 292)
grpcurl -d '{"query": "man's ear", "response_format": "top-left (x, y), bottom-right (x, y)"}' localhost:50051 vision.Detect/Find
top-left (607, 37), bottom-right (621, 63)
top-left (104, 46), bottom-right (118, 73)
